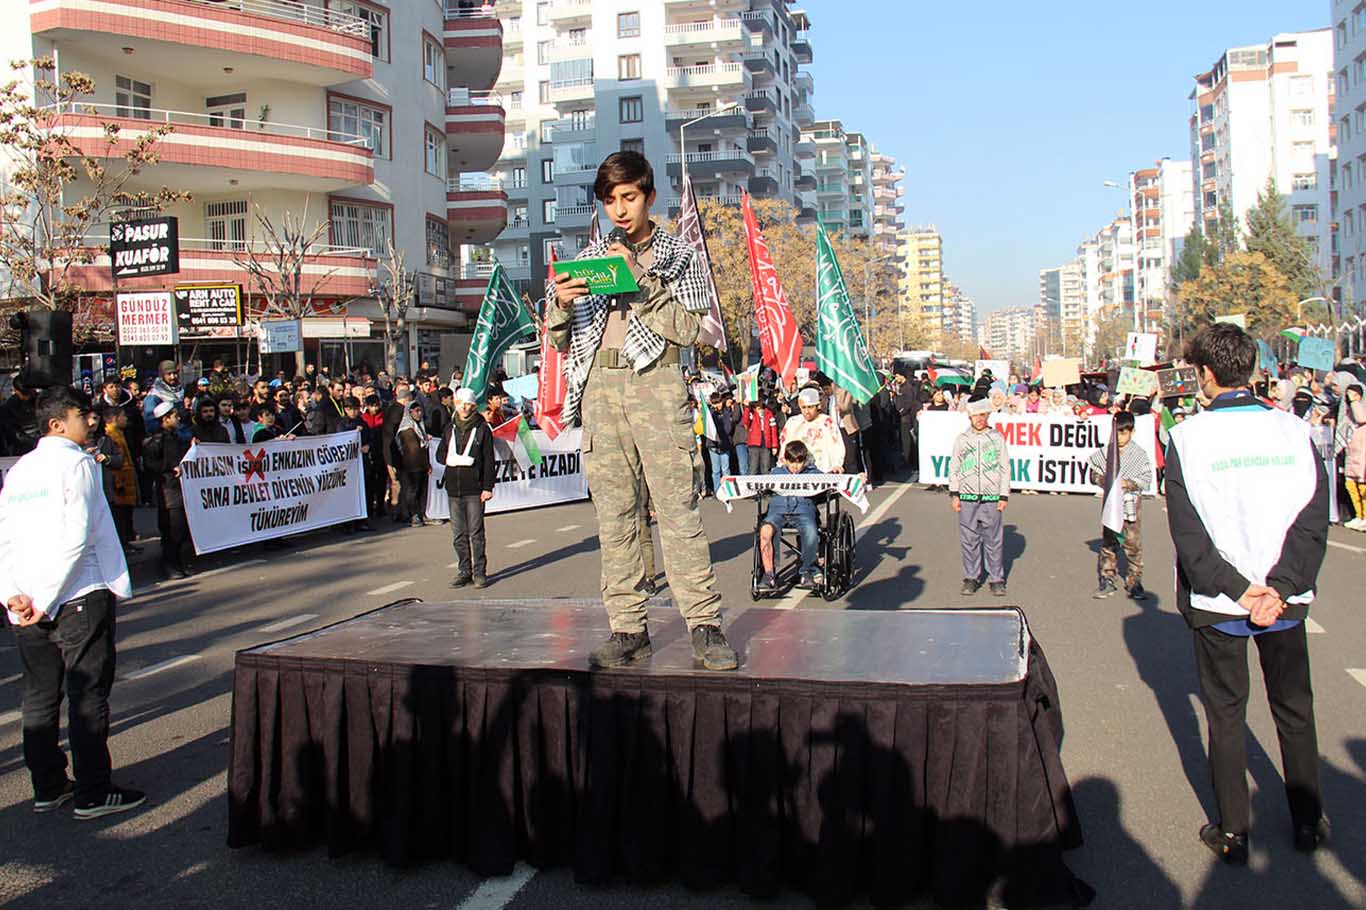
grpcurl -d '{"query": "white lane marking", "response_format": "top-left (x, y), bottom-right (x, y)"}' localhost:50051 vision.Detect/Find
top-left (188, 559), bottom-right (267, 580)
top-left (1348, 669), bottom-right (1366, 688)
top-left (454, 863), bottom-right (536, 910)
top-left (506, 539), bottom-right (536, 549)
top-left (366, 580), bottom-right (414, 596)
top-left (1305, 617), bottom-right (1325, 634)
top-left (1, 672), bottom-right (21, 685)
top-left (0, 709), bottom-right (20, 725)
top-left (122, 655), bottom-right (201, 680)
top-left (257, 613), bottom-right (320, 634)
top-left (555, 524), bottom-right (581, 532)
top-left (1327, 539), bottom-right (1365, 554)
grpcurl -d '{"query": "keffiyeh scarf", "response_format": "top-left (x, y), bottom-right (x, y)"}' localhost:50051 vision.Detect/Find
top-left (562, 227), bottom-right (713, 425)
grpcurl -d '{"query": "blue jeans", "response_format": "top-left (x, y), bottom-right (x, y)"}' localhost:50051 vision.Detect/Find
top-left (709, 448), bottom-right (731, 494)
top-left (733, 443), bottom-right (749, 475)
top-left (765, 512), bottom-right (819, 575)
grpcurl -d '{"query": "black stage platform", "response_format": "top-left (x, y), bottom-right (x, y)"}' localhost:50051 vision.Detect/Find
top-left (228, 600), bottom-right (1088, 908)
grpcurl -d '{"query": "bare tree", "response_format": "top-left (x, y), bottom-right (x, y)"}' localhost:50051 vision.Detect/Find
top-left (373, 239), bottom-right (415, 377)
top-left (0, 57), bottom-right (185, 311)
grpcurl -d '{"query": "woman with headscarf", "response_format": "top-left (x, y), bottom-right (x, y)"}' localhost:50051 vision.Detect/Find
top-left (1336, 383), bottom-right (1366, 530)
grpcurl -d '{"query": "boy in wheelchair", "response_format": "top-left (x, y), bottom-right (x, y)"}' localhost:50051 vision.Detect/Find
top-left (756, 440), bottom-right (823, 592)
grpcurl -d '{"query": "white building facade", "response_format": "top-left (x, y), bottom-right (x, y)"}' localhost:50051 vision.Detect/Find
top-left (1334, 2), bottom-right (1366, 304)
top-left (1129, 158), bottom-right (1194, 332)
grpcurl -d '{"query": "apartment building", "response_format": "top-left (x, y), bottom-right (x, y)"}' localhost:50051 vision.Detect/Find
top-left (1128, 157), bottom-right (1194, 331)
top-left (1334, 2), bottom-right (1366, 303)
top-left (870, 149), bottom-right (904, 256)
top-left (803, 118), bottom-right (881, 239)
top-left (899, 225), bottom-right (944, 334)
top-left (483, 0), bottom-right (816, 291)
top-left (982, 306), bottom-right (1034, 364)
top-left (1058, 261), bottom-right (1086, 357)
top-left (942, 281), bottom-right (975, 344)
top-left (1189, 30), bottom-right (1334, 277)
top-left (5, 0), bottom-right (507, 374)
top-left (1038, 267), bottom-right (1061, 341)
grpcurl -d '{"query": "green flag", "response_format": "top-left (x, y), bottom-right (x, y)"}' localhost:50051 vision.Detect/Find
top-left (815, 221), bottom-right (880, 404)
top-left (463, 262), bottom-right (535, 402)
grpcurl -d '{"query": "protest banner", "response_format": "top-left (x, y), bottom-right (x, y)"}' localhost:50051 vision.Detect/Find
top-left (916, 412), bottom-right (1158, 494)
top-left (1115, 366), bottom-right (1159, 397)
top-left (0, 456), bottom-right (19, 491)
top-left (1296, 336), bottom-right (1335, 372)
top-left (974, 359), bottom-right (1010, 382)
top-left (1156, 366), bottom-right (1199, 397)
top-left (425, 426), bottom-right (587, 518)
top-left (178, 430), bottom-right (365, 554)
top-left (1124, 332), bottom-right (1158, 365)
top-left (1213, 313), bottom-right (1247, 329)
top-left (1040, 358), bottom-right (1080, 388)
top-left (1256, 339), bottom-right (1278, 373)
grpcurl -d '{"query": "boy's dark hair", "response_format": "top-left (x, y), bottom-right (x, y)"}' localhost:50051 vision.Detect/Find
top-left (365, 394), bottom-right (381, 407)
top-left (250, 403), bottom-right (275, 421)
top-left (782, 440), bottom-right (810, 464)
top-left (344, 396), bottom-right (361, 408)
top-left (37, 386), bottom-right (90, 433)
top-left (594, 150), bottom-right (654, 201)
top-left (1113, 411), bottom-right (1135, 432)
top-left (438, 386), bottom-right (454, 399)
top-left (1183, 323), bottom-right (1257, 388)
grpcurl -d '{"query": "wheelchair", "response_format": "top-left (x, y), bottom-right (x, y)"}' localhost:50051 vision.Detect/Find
top-left (747, 487), bottom-right (856, 602)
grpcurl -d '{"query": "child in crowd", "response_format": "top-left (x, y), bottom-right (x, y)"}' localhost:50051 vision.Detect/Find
top-left (948, 396), bottom-right (1010, 596)
top-left (1088, 411), bottom-right (1152, 599)
top-left (756, 441), bottom-right (822, 592)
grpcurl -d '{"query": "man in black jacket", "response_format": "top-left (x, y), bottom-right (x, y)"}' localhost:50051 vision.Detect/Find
top-left (380, 384), bottom-right (410, 519)
top-left (1165, 323), bottom-right (1330, 865)
top-left (892, 372), bottom-right (922, 474)
top-left (435, 388), bottom-right (496, 588)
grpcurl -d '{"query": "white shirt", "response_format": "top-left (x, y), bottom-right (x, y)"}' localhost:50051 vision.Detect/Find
top-left (0, 436), bottom-right (132, 622)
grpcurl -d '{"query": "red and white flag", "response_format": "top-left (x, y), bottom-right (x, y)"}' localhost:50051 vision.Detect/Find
top-left (742, 193), bottom-right (801, 390)
top-left (535, 250), bottom-right (567, 440)
top-left (676, 174), bottom-right (727, 351)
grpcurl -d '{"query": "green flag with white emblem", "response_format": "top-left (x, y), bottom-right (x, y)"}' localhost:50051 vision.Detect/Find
top-left (463, 261), bottom-right (535, 403)
top-left (815, 221), bottom-right (880, 404)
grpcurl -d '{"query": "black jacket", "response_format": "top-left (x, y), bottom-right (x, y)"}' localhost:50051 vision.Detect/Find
top-left (434, 414), bottom-right (496, 497)
top-left (381, 402), bottom-right (406, 467)
top-left (190, 418), bottom-right (229, 444)
top-left (143, 428), bottom-right (190, 509)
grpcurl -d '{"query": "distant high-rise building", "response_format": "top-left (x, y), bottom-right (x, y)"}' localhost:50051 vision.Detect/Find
top-left (1038, 267), bottom-right (1061, 344)
top-left (1059, 262), bottom-right (1086, 357)
top-left (1129, 158), bottom-right (1195, 331)
top-left (943, 281), bottom-right (975, 343)
top-left (804, 119), bottom-right (879, 239)
top-left (1189, 30), bottom-right (1334, 277)
top-left (899, 225), bottom-right (944, 333)
top-left (1334, 2), bottom-right (1366, 306)
top-left (984, 307), bottom-right (1035, 364)
top-left (870, 149), bottom-right (904, 255)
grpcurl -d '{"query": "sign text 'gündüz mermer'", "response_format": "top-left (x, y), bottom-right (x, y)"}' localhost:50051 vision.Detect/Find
top-left (110, 216), bottom-right (180, 279)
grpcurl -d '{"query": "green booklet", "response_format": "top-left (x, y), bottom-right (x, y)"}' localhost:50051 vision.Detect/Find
top-left (552, 255), bottom-right (640, 295)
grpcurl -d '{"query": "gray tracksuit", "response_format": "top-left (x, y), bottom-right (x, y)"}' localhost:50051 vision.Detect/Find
top-left (949, 427), bottom-right (1011, 583)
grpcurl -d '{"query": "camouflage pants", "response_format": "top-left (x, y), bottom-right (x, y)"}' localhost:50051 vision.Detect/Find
top-left (1098, 514), bottom-right (1143, 591)
top-left (582, 360), bottom-right (720, 634)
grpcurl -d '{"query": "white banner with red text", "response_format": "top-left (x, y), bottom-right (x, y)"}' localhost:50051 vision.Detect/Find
top-left (425, 426), bottom-right (587, 518)
top-left (179, 430), bottom-right (366, 553)
top-left (916, 412), bottom-right (1159, 494)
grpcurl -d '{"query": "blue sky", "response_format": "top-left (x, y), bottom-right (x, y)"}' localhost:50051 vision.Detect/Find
top-left (800, 0), bottom-right (1329, 314)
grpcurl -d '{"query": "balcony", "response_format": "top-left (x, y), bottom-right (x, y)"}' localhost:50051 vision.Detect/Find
top-left (71, 237), bottom-right (377, 297)
top-left (665, 63), bottom-right (750, 93)
top-left (791, 32), bottom-right (813, 64)
top-left (550, 114), bottom-right (596, 142)
top-left (500, 17), bottom-right (523, 50)
top-left (665, 0), bottom-right (747, 11)
top-left (816, 180), bottom-right (846, 199)
top-left (547, 0), bottom-right (592, 27)
top-left (796, 205), bottom-right (817, 225)
top-left (743, 89), bottom-right (778, 114)
top-left (665, 150), bottom-right (755, 180)
top-left (664, 106), bottom-right (751, 133)
top-left (447, 173), bottom-right (508, 244)
top-left (444, 5), bottom-right (505, 91)
top-left (747, 128), bottom-right (778, 156)
top-left (51, 103), bottom-right (371, 194)
top-left (749, 167), bottom-right (779, 196)
top-left (554, 156), bottom-right (601, 184)
top-left (499, 134), bottom-right (529, 161)
top-left (795, 71), bottom-right (814, 94)
top-left (548, 33), bottom-right (592, 63)
top-left (31, 0), bottom-right (374, 85)
top-left (498, 217), bottom-right (530, 240)
top-left (742, 50), bottom-right (775, 79)
top-left (795, 171), bottom-right (817, 191)
top-left (550, 77), bottom-right (596, 107)
top-left (663, 18), bottom-right (745, 49)
top-left (445, 89), bottom-right (506, 171)
top-left (664, 193), bottom-right (743, 218)
top-left (554, 204), bottom-right (598, 228)
top-left (494, 56), bottom-right (525, 90)
top-left (794, 136), bottom-right (816, 159)
top-left (738, 9), bottom-right (773, 33)
top-left (792, 99), bottom-right (815, 126)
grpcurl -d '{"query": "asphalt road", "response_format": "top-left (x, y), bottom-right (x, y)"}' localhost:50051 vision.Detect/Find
top-left (2, 478), bottom-right (1365, 909)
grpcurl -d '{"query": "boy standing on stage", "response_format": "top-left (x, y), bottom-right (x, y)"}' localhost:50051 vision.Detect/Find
top-left (549, 151), bottom-right (736, 671)
top-left (949, 396), bottom-right (1010, 596)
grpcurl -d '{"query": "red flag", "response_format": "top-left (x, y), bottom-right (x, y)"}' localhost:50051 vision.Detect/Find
top-left (490, 415), bottom-right (521, 442)
top-left (1030, 356), bottom-right (1042, 384)
top-left (741, 193), bottom-right (801, 390)
top-left (979, 345), bottom-right (993, 360)
top-left (927, 366), bottom-right (938, 385)
top-left (535, 250), bottom-right (566, 440)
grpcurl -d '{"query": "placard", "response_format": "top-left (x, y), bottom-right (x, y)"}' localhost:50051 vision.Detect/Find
top-left (916, 412), bottom-right (1158, 494)
top-left (1213, 313), bottom-right (1247, 328)
top-left (1115, 366), bottom-right (1159, 397)
top-left (974, 359), bottom-right (1010, 382)
top-left (115, 291), bottom-right (178, 346)
top-left (258, 319), bottom-right (302, 354)
top-left (552, 256), bottom-right (640, 295)
top-left (1124, 332), bottom-right (1158, 365)
top-left (424, 427), bottom-right (587, 518)
top-left (1256, 339), bottom-right (1278, 372)
top-left (175, 284), bottom-right (243, 330)
top-left (1296, 336), bottom-right (1336, 372)
top-left (110, 216), bottom-right (179, 279)
top-left (1040, 358), bottom-right (1080, 388)
top-left (1156, 366), bottom-right (1199, 397)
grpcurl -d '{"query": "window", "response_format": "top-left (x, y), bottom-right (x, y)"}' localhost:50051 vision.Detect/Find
top-left (617, 11), bottom-right (640, 37)
top-left (619, 95), bottom-right (643, 123)
top-left (618, 54), bottom-right (641, 80)
top-left (1291, 109), bottom-right (1314, 129)
top-left (115, 75), bottom-right (152, 119)
top-left (620, 138), bottom-right (643, 154)
top-left (205, 92), bottom-right (246, 129)
top-left (540, 120), bottom-right (554, 143)
top-left (1290, 75), bottom-right (1313, 97)
top-left (1293, 204), bottom-right (1318, 225)
top-left (507, 90), bottom-right (522, 112)
top-left (336, 1), bottom-right (387, 61)
top-left (568, 109), bottom-right (592, 130)
top-left (539, 80), bottom-right (552, 104)
top-left (511, 204), bottom-right (528, 226)
top-left (1293, 173), bottom-right (1317, 192)
top-left (423, 35), bottom-right (443, 87)
top-left (511, 166), bottom-right (527, 188)
top-left (426, 217), bottom-right (450, 268)
top-left (424, 126), bottom-right (445, 178)
top-left (205, 200), bottom-right (247, 252)
top-left (542, 199), bottom-right (557, 224)
top-left (536, 1), bottom-right (549, 26)
top-left (541, 158), bottom-right (554, 182)
top-left (328, 97), bottom-right (388, 158)
top-left (537, 40), bottom-right (552, 66)
top-left (330, 200), bottom-right (392, 255)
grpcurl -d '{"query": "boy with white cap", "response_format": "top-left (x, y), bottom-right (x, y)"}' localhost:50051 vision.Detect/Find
top-left (435, 388), bottom-right (496, 587)
top-left (778, 386), bottom-right (845, 474)
top-left (949, 396), bottom-right (1011, 595)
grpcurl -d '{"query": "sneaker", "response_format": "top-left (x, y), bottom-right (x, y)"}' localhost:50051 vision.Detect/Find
top-left (988, 581), bottom-right (1007, 597)
top-left (589, 631), bottom-right (652, 669)
top-left (409, 517), bottom-right (423, 528)
top-left (1093, 581), bottom-right (1118, 599)
top-left (690, 625), bottom-right (739, 671)
top-left (74, 787), bottom-right (147, 820)
top-left (1198, 823), bottom-right (1248, 866)
top-left (797, 573), bottom-right (815, 590)
top-left (1127, 584), bottom-right (1150, 601)
top-left (472, 575), bottom-right (489, 589)
top-left (757, 572), bottom-right (777, 593)
top-left (449, 575), bottom-right (471, 588)
top-left (960, 578), bottom-right (982, 596)
top-left (34, 779), bottom-right (75, 813)
top-left (810, 570), bottom-right (826, 588)
top-left (1293, 817), bottom-right (1330, 853)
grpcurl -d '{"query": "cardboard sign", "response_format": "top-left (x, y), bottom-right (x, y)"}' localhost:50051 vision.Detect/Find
top-left (1296, 336), bottom-right (1335, 372)
top-left (552, 256), bottom-right (640, 295)
top-left (175, 284), bottom-right (243, 330)
top-left (1040, 358), bottom-right (1080, 388)
top-left (1124, 332), bottom-right (1158, 365)
top-left (1156, 366), bottom-right (1199, 397)
top-left (258, 319), bottom-right (301, 354)
top-left (1214, 313), bottom-right (1247, 328)
top-left (974, 359), bottom-right (1010, 382)
top-left (1256, 339), bottom-right (1278, 372)
top-left (110, 216), bottom-right (179, 279)
top-left (115, 291), bottom-right (178, 346)
top-left (1115, 366), bottom-right (1159, 396)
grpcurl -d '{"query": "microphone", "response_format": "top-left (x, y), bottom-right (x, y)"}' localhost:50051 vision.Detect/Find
top-left (606, 227), bottom-right (634, 253)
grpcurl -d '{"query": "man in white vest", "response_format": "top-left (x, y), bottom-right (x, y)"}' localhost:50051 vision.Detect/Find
top-left (1164, 323), bottom-right (1329, 865)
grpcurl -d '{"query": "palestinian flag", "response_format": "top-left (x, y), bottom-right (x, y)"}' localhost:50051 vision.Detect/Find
top-left (718, 476), bottom-right (742, 500)
top-left (1280, 327), bottom-right (1306, 342)
top-left (1100, 422), bottom-right (1126, 540)
top-left (738, 368), bottom-right (759, 403)
top-left (1029, 356), bottom-right (1043, 385)
top-left (492, 415), bottom-right (543, 474)
top-left (696, 390), bottom-right (719, 443)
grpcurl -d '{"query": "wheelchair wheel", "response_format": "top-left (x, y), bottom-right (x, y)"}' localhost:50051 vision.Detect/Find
top-left (838, 512), bottom-right (856, 589)
top-left (820, 522), bottom-right (842, 601)
top-left (751, 531), bottom-right (763, 601)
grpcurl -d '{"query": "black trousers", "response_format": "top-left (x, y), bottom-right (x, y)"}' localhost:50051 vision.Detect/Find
top-left (9, 590), bottom-right (117, 801)
top-left (110, 504), bottom-right (135, 546)
top-left (1193, 622), bottom-right (1322, 833)
top-left (449, 493), bottom-right (487, 579)
top-left (899, 419), bottom-right (917, 471)
top-left (159, 505), bottom-right (191, 569)
top-left (399, 470), bottom-right (428, 521)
